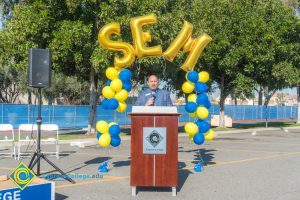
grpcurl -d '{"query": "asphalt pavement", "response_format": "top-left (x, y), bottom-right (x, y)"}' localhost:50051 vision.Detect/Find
top-left (1, 127), bottom-right (300, 200)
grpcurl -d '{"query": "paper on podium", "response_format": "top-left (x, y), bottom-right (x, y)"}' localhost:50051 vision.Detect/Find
top-left (132, 106), bottom-right (177, 114)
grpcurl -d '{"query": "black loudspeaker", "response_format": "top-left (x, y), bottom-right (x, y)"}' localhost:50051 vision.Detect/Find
top-left (28, 48), bottom-right (51, 88)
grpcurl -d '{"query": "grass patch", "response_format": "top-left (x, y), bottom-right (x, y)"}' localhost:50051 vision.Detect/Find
top-left (1, 123), bottom-right (299, 141)
top-left (58, 131), bottom-right (130, 140)
top-left (58, 134), bottom-right (95, 140)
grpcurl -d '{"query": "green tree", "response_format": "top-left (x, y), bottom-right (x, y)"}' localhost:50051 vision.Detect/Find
top-left (0, 0), bottom-right (192, 132)
top-left (0, 0), bottom-right (99, 132)
top-left (275, 93), bottom-right (287, 106)
top-left (0, 63), bottom-right (20, 103)
top-left (190, 0), bottom-right (300, 127)
top-left (43, 72), bottom-right (90, 105)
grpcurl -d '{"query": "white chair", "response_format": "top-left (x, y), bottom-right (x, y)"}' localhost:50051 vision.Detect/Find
top-left (0, 124), bottom-right (16, 159)
top-left (41, 124), bottom-right (59, 159)
top-left (18, 124), bottom-right (37, 160)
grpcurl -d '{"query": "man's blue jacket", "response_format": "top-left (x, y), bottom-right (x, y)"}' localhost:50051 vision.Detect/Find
top-left (135, 88), bottom-right (173, 106)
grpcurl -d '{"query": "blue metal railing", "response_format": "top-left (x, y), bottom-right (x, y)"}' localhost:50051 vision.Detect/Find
top-left (0, 104), bottom-right (297, 128)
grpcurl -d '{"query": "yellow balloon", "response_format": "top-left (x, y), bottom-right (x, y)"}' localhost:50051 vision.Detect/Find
top-left (98, 23), bottom-right (135, 68)
top-left (181, 33), bottom-right (212, 72)
top-left (110, 79), bottom-right (123, 92)
top-left (106, 67), bottom-right (119, 80)
top-left (102, 86), bottom-right (115, 99)
top-left (197, 106), bottom-right (209, 119)
top-left (189, 112), bottom-right (197, 118)
top-left (203, 129), bottom-right (211, 136)
top-left (96, 120), bottom-right (108, 133)
top-left (99, 134), bottom-right (111, 147)
top-left (198, 71), bottom-right (210, 83)
top-left (130, 13), bottom-right (162, 58)
top-left (187, 93), bottom-right (197, 103)
top-left (189, 134), bottom-right (194, 142)
top-left (204, 129), bottom-right (215, 141)
top-left (116, 101), bottom-right (127, 112)
top-left (184, 122), bottom-right (198, 136)
top-left (114, 89), bottom-right (128, 102)
top-left (182, 81), bottom-right (194, 94)
top-left (163, 21), bottom-right (193, 62)
top-left (108, 122), bottom-right (117, 128)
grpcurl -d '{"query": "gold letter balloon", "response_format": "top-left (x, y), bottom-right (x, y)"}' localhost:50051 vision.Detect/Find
top-left (130, 13), bottom-right (163, 57)
top-left (97, 14), bottom-right (214, 148)
top-left (98, 23), bottom-right (135, 69)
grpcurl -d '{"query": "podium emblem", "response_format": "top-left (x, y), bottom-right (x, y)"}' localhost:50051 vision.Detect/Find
top-left (143, 127), bottom-right (166, 154)
top-left (146, 130), bottom-right (164, 148)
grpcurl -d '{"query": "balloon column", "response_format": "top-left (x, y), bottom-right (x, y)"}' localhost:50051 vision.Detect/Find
top-left (101, 67), bottom-right (132, 112)
top-left (182, 71), bottom-right (215, 145)
top-left (95, 66), bottom-right (132, 147)
top-left (96, 66), bottom-right (132, 147)
top-left (96, 13), bottom-right (213, 147)
top-left (96, 121), bottom-right (122, 147)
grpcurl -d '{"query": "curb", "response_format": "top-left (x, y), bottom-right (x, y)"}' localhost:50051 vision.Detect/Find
top-left (59, 126), bottom-right (300, 145)
top-left (215, 126), bottom-right (300, 135)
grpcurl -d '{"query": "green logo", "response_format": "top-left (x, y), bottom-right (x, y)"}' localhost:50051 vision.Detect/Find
top-left (9, 162), bottom-right (36, 190)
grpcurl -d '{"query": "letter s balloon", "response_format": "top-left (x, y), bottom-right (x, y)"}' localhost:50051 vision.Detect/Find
top-left (98, 23), bottom-right (135, 69)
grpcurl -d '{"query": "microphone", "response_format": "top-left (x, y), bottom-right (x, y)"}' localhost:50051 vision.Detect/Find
top-left (151, 91), bottom-right (156, 106)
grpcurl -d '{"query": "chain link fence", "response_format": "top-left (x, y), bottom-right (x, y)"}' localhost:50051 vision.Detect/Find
top-left (0, 104), bottom-right (298, 128)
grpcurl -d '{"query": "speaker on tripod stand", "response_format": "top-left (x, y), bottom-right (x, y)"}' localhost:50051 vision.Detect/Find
top-left (28, 48), bottom-right (75, 184)
top-left (28, 48), bottom-right (51, 88)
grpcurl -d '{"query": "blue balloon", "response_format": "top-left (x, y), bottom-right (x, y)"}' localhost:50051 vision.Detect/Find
top-left (108, 98), bottom-right (119, 110)
top-left (187, 71), bottom-right (199, 83)
top-left (110, 136), bottom-right (121, 147)
top-left (106, 80), bottom-right (111, 86)
top-left (122, 82), bottom-right (132, 92)
top-left (196, 94), bottom-right (209, 105)
top-left (96, 132), bottom-right (102, 140)
top-left (203, 99), bottom-right (211, 109)
top-left (101, 98), bottom-right (109, 109)
top-left (195, 82), bottom-right (208, 93)
top-left (193, 133), bottom-right (205, 145)
top-left (195, 119), bottom-right (210, 133)
top-left (195, 119), bottom-right (203, 127)
top-left (109, 124), bottom-right (121, 136)
top-left (119, 69), bottom-right (132, 83)
top-left (185, 102), bottom-right (198, 113)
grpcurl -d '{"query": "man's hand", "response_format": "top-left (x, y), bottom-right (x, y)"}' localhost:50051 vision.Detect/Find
top-left (145, 97), bottom-right (154, 106)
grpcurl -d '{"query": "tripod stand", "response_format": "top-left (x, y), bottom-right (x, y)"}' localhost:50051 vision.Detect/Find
top-left (28, 88), bottom-right (75, 184)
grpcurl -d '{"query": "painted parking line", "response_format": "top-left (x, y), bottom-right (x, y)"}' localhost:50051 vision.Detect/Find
top-left (74, 152), bottom-right (129, 158)
top-left (211, 140), bottom-right (300, 146)
top-left (56, 151), bottom-right (300, 189)
top-left (0, 167), bottom-right (15, 171)
top-left (0, 166), bottom-right (52, 174)
top-left (179, 147), bottom-right (285, 154)
top-left (2, 150), bottom-right (300, 190)
top-left (213, 147), bottom-right (285, 154)
top-left (181, 151), bottom-right (300, 170)
top-left (56, 175), bottom-right (130, 189)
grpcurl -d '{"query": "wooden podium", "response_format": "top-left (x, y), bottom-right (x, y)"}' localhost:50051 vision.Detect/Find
top-left (129, 106), bottom-right (180, 196)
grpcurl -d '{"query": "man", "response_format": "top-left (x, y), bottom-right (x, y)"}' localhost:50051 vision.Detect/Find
top-left (135, 75), bottom-right (173, 106)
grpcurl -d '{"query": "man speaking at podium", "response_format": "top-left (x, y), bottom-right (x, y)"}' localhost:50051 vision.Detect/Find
top-left (135, 75), bottom-right (173, 106)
